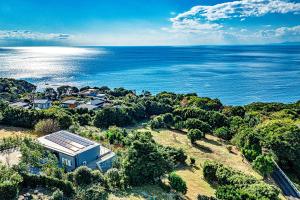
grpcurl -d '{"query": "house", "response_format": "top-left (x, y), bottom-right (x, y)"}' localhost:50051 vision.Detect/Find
top-left (88, 99), bottom-right (105, 107)
top-left (33, 99), bottom-right (52, 109)
top-left (9, 102), bottom-right (30, 109)
top-left (37, 131), bottom-right (115, 172)
top-left (76, 103), bottom-right (99, 111)
top-left (79, 89), bottom-right (98, 97)
top-left (61, 99), bottom-right (78, 109)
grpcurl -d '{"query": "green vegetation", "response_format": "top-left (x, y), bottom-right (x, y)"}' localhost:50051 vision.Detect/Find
top-left (1, 78), bottom-right (299, 199)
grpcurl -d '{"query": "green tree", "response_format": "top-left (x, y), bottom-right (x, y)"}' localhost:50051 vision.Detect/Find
top-left (0, 164), bottom-right (23, 200)
top-left (168, 172), bottom-right (187, 194)
top-left (184, 118), bottom-right (212, 133)
top-left (121, 132), bottom-right (173, 186)
top-left (252, 155), bottom-right (275, 177)
top-left (73, 166), bottom-right (93, 186)
top-left (187, 129), bottom-right (204, 144)
top-left (213, 127), bottom-right (232, 141)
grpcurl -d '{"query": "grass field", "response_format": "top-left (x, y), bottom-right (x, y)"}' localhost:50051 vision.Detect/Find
top-left (0, 125), bottom-right (37, 139)
top-left (136, 127), bottom-right (262, 200)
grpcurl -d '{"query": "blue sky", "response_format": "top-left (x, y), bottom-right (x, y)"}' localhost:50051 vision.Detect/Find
top-left (0, 0), bottom-right (300, 46)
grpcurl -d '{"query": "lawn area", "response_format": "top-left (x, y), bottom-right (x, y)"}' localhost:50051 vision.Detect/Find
top-left (0, 125), bottom-right (37, 139)
top-left (136, 127), bottom-right (262, 200)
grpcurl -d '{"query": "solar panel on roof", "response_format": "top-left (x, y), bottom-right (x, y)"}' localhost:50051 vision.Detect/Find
top-left (44, 131), bottom-right (95, 152)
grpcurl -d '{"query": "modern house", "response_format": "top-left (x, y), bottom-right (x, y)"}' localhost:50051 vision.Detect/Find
top-left (9, 102), bottom-right (30, 109)
top-left (89, 99), bottom-right (105, 107)
top-left (76, 103), bottom-right (99, 111)
top-left (37, 131), bottom-right (115, 172)
top-left (61, 99), bottom-right (78, 109)
top-left (79, 89), bottom-right (98, 97)
top-left (33, 99), bottom-right (52, 109)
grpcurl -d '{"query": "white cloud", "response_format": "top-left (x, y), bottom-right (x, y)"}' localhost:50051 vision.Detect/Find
top-left (167, 0), bottom-right (300, 44)
top-left (172, 0), bottom-right (300, 23)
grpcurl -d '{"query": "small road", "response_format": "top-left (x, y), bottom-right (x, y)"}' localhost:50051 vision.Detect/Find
top-left (271, 165), bottom-right (300, 200)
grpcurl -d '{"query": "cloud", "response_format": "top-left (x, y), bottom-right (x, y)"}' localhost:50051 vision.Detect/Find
top-left (167, 0), bottom-right (300, 44)
top-left (260, 25), bottom-right (300, 40)
top-left (0, 30), bottom-right (72, 45)
top-left (172, 0), bottom-right (300, 23)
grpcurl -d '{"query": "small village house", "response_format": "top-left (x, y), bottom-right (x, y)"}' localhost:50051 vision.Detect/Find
top-left (33, 99), bottom-right (52, 109)
top-left (61, 99), bottom-right (78, 109)
top-left (37, 131), bottom-right (115, 172)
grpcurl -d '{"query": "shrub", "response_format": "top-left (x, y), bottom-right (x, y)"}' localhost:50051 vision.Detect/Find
top-left (187, 129), bottom-right (204, 144)
top-left (159, 146), bottom-right (187, 164)
top-left (92, 170), bottom-right (106, 185)
top-left (22, 174), bottom-right (74, 197)
top-left (168, 172), bottom-right (187, 194)
top-left (213, 127), bottom-right (232, 140)
top-left (51, 189), bottom-right (64, 200)
top-left (149, 116), bottom-right (166, 129)
top-left (190, 157), bottom-right (196, 165)
top-left (76, 184), bottom-right (108, 200)
top-left (0, 164), bottom-right (23, 200)
top-left (203, 161), bottom-right (219, 184)
top-left (77, 113), bottom-right (91, 126)
top-left (252, 154), bottom-right (275, 177)
top-left (184, 118), bottom-right (212, 133)
top-left (105, 168), bottom-right (124, 190)
top-left (34, 119), bottom-right (60, 134)
top-left (73, 166), bottom-right (93, 186)
top-left (197, 194), bottom-right (218, 200)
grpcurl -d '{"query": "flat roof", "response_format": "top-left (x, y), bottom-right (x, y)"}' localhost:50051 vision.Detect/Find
top-left (34, 99), bottom-right (51, 104)
top-left (37, 131), bottom-right (99, 156)
top-left (10, 102), bottom-right (29, 107)
top-left (62, 99), bottom-right (77, 104)
top-left (76, 104), bottom-right (99, 110)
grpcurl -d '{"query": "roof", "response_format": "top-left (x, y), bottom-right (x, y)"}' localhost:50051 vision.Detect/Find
top-left (10, 102), bottom-right (29, 107)
top-left (37, 131), bottom-right (100, 156)
top-left (34, 99), bottom-right (51, 104)
top-left (76, 104), bottom-right (99, 110)
top-left (62, 99), bottom-right (77, 104)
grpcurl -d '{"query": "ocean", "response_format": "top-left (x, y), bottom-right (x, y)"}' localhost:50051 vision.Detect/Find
top-left (0, 45), bottom-right (300, 105)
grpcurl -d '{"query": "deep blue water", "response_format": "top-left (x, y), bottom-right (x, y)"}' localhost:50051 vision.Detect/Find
top-left (0, 45), bottom-right (300, 105)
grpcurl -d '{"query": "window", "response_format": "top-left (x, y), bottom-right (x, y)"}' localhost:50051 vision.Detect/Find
top-left (62, 158), bottom-right (72, 167)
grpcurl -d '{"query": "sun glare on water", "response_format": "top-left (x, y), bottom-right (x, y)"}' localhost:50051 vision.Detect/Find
top-left (0, 46), bottom-right (104, 82)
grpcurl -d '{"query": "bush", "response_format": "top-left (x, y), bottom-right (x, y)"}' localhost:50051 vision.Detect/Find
top-left (149, 116), bottom-right (166, 130)
top-left (105, 127), bottom-right (127, 144)
top-left (76, 184), bottom-right (108, 200)
top-left (34, 119), bottom-right (60, 134)
top-left (213, 127), bottom-right (232, 141)
top-left (190, 157), bottom-right (196, 165)
top-left (252, 154), bottom-right (275, 177)
top-left (168, 172), bottom-right (187, 194)
top-left (51, 189), bottom-right (64, 200)
top-left (159, 146), bottom-right (187, 164)
top-left (184, 118), bottom-right (212, 133)
top-left (0, 164), bottom-right (23, 200)
top-left (187, 129), bottom-right (204, 144)
top-left (73, 166), bottom-right (93, 186)
top-left (77, 113), bottom-right (91, 126)
top-left (22, 173), bottom-right (74, 197)
top-left (105, 168), bottom-right (124, 189)
top-left (197, 194), bottom-right (218, 200)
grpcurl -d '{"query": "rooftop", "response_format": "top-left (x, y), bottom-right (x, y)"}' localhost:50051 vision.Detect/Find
top-left (62, 99), bottom-right (77, 104)
top-left (76, 103), bottom-right (99, 110)
top-left (34, 99), bottom-right (51, 104)
top-left (10, 102), bottom-right (29, 108)
top-left (37, 131), bottom-right (99, 156)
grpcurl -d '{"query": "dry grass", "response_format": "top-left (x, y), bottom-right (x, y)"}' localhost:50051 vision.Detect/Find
top-left (0, 125), bottom-right (37, 139)
top-left (136, 127), bottom-right (262, 199)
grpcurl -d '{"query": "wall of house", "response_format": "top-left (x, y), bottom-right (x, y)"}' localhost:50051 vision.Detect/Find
top-left (75, 145), bottom-right (100, 167)
top-left (59, 152), bottom-right (76, 171)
